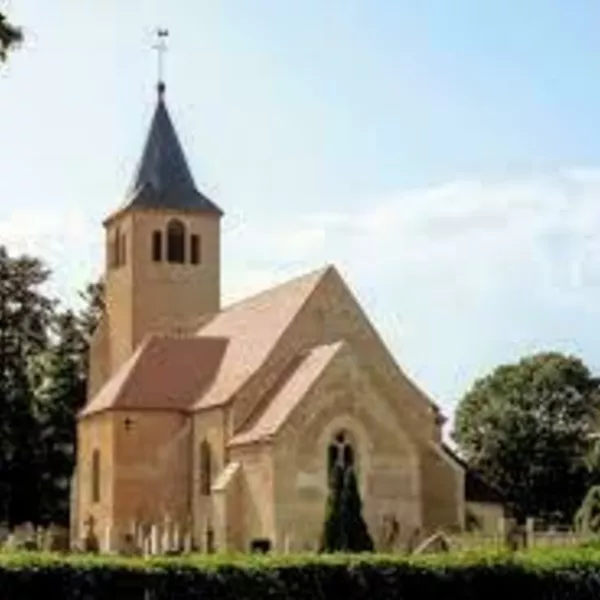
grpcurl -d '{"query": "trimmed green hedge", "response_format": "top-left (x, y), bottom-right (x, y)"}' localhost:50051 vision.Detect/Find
top-left (1, 549), bottom-right (600, 599)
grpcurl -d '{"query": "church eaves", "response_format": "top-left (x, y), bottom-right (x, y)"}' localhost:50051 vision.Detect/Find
top-left (121, 85), bottom-right (223, 215)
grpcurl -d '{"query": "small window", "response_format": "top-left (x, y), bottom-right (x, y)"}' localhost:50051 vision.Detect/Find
top-left (152, 230), bottom-right (163, 262)
top-left (92, 449), bottom-right (101, 503)
top-left (190, 234), bottom-right (201, 265)
top-left (110, 229), bottom-right (120, 269)
top-left (167, 219), bottom-right (186, 264)
top-left (200, 440), bottom-right (212, 496)
top-left (327, 430), bottom-right (356, 476)
top-left (114, 229), bottom-right (121, 267)
top-left (108, 239), bottom-right (116, 269)
top-left (119, 232), bottom-right (127, 266)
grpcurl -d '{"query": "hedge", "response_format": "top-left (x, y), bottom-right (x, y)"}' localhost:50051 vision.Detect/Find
top-left (1, 549), bottom-right (600, 599)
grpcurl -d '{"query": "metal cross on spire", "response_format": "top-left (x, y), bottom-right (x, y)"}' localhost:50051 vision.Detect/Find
top-left (153, 28), bottom-right (169, 97)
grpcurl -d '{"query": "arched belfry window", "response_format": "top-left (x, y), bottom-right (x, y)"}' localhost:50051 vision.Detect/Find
top-left (109, 228), bottom-right (120, 269)
top-left (190, 234), bottom-right (201, 265)
top-left (327, 430), bottom-right (355, 476)
top-left (167, 219), bottom-right (186, 264)
top-left (200, 440), bottom-right (212, 496)
top-left (119, 231), bottom-right (127, 266)
top-left (152, 230), bottom-right (163, 262)
top-left (109, 227), bottom-right (127, 268)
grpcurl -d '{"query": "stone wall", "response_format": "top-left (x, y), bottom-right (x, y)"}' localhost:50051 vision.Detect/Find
top-left (191, 408), bottom-right (227, 547)
top-left (75, 413), bottom-right (115, 551)
top-left (227, 443), bottom-right (276, 551)
top-left (129, 210), bottom-right (221, 350)
top-left (237, 345), bottom-right (423, 552)
top-left (230, 268), bottom-right (440, 448)
top-left (77, 410), bottom-right (193, 552)
top-left (419, 443), bottom-right (464, 533)
top-left (112, 410), bottom-right (191, 540)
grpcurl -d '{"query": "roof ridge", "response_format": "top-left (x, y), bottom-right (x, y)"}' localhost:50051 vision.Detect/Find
top-left (192, 265), bottom-right (335, 410)
top-left (217, 264), bottom-right (333, 315)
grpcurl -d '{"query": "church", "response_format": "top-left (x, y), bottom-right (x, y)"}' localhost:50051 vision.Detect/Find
top-left (73, 78), bottom-right (466, 553)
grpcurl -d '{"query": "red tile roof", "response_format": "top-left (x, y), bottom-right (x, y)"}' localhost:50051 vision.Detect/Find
top-left (80, 335), bottom-right (228, 416)
top-left (80, 266), bottom-right (331, 418)
top-left (191, 265), bottom-right (331, 410)
top-left (229, 341), bottom-right (344, 446)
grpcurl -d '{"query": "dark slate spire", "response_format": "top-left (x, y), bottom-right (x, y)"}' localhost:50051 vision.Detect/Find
top-left (122, 85), bottom-right (223, 215)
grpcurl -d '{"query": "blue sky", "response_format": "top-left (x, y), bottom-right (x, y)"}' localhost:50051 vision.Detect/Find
top-left (2, 1), bottom-right (600, 427)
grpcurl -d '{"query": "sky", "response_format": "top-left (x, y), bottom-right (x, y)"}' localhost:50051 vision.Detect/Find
top-left (2, 1), bottom-right (600, 428)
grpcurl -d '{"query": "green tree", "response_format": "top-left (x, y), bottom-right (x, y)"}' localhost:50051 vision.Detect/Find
top-left (34, 311), bottom-right (87, 525)
top-left (339, 468), bottom-right (374, 552)
top-left (77, 279), bottom-right (104, 341)
top-left (320, 464), bottom-right (345, 552)
top-left (0, 246), bottom-right (55, 524)
top-left (320, 465), bottom-right (374, 552)
top-left (0, 11), bottom-right (22, 62)
top-left (76, 279), bottom-right (104, 387)
top-left (453, 352), bottom-right (600, 523)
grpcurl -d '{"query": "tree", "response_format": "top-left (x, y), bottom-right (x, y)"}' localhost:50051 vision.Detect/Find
top-left (339, 468), bottom-right (374, 552)
top-left (0, 246), bottom-right (55, 524)
top-left (0, 11), bottom-right (22, 62)
top-left (453, 352), bottom-right (600, 523)
top-left (78, 279), bottom-right (104, 342)
top-left (34, 311), bottom-right (87, 525)
top-left (320, 464), bottom-right (345, 552)
top-left (320, 464), bottom-right (374, 553)
top-left (76, 279), bottom-right (104, 389)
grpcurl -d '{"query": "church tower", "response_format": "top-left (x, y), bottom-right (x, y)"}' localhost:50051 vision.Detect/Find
top-left (99, 80), bottom-right (223, 381)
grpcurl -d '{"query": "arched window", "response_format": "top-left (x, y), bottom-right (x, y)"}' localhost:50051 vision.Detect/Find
top-left (327, 430), bottom-right (355, 476)
top-left (167, 219), bottom-right (186, 263)
top-left (119, 232), bottom-right (127, 266)
top-left (110, 228), bottom-right (120, 269)
top-left (190, 234), bottom-right (201, 265)
top-left (91, 449), bottom-right (101, 503)
top-left (152, 230), bottom-right (163, 262)
top-left (200, 440), bottom-right (212, 496)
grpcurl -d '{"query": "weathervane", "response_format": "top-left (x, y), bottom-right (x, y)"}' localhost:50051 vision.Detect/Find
top-left (153, 28), bottom-right (169, 96)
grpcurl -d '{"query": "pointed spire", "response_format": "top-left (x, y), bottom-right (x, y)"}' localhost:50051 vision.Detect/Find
top-left (118, 30), bottom-right (222, 216)
top-left (122, 93), bottom-right (222, 214)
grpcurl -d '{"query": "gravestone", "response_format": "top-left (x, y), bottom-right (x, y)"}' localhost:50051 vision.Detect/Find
top-left (44, 524), bottom-right (70, 553)
top-left (413, 531), bottom-right (451, 555)
top-left (82, 515), bottom-right (100, 553)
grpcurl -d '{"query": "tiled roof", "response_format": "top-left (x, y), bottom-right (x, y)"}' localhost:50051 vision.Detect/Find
top-left (80, 265), bottom-right (332, 418)
top-left (121, 91), bottom-right (222, 215)
top-left (191, 265), bottom-right (332, 410)
top-left (229, 341), bottom-right (344, 446)
top-left (80, 335), bottom-right (228, 417)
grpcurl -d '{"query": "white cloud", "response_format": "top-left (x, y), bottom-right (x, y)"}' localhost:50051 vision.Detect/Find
top-left (223, 168), bottom-right (600, 410)
top-left (230, 170), bottom-right (600, 313)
